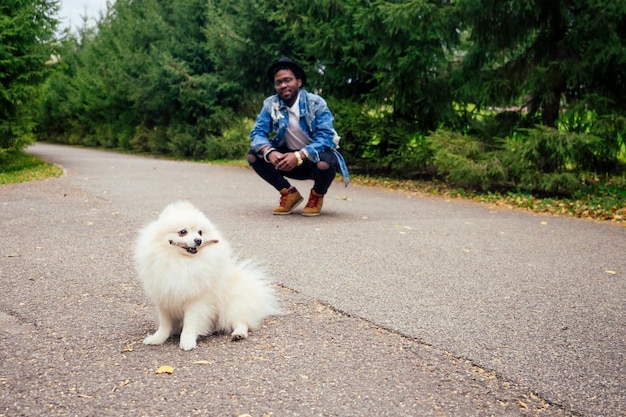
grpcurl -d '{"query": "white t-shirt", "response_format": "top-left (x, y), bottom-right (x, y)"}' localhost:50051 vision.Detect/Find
top-left (284, 93), bottom-right (311, 151)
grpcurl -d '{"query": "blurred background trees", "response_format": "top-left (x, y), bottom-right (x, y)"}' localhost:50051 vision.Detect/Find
top-left (0, 0), bottom-right (59, 160)
top-left (3, 0), bottom-right (625, 195)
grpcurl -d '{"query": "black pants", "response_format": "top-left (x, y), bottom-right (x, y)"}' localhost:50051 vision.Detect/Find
top-left (248, 147), bottom-right (339, 195)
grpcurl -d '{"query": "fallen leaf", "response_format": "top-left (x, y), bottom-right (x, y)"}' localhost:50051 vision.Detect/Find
top-left (605, 270), bottom-right (617, 275)
top-left (517, 399), bottom-right (528, 409)
top-left (194, 360), bottom-right (214, 365)
top-left (155, 365), bottom-right (175, 374)
top-left (540, 221), bottom-right (547, 225)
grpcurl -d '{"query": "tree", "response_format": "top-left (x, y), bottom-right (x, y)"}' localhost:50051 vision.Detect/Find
top-left (39, 0), bottom-right (247, 158)
top-left (0, 0), bottom-right (59, 158)
top-left (35, 0), bottom-right (625, 186)
top-left (455, 0), bottom-right (626, 127)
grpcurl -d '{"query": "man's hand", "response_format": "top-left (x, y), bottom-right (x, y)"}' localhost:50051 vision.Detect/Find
top-left (267, 150), bottom-right (283, 167)
top-left (272, 152), bottom-right (298, 171)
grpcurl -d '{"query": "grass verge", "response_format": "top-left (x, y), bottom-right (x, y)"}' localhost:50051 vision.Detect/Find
top-left (0, 151), bottom-right (64, 185)
top-left (349, 175), bottom-right (625, 225)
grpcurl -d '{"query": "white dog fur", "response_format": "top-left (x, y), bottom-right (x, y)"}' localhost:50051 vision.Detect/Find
top-left (134, 200), bottom-right (280, 350)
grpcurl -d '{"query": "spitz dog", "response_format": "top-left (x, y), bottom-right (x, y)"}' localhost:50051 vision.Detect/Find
top-left (134, 200), bottom-right (280, 350)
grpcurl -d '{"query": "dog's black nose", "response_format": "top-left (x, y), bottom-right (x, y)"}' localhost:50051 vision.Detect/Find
top-left (194, 238), bottom-right (202, 246)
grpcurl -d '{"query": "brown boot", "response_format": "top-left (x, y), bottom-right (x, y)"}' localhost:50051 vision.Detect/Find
top-left (273, 187), bottom-right (303, 215)
top-left (302, 189), bottom-right (324, 216)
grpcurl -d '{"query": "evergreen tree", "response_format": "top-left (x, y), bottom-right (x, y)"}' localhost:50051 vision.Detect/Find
top-left (35, 0), bottom-right (624, 185)
top-left (39, 0), bottom-right (243, 158)
top-left (0, 0), bottom-right (59, 158)
top-left (455, 0), bottom-right (626, 126)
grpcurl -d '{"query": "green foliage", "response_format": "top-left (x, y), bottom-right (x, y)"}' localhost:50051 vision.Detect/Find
top-left (204, 0), bottom-right (458, 130)
top-left (203, 0), bottom-right (282, 102)
top-left (131, 125), bottom-right (170, 155)
top-left (30, 0), bottom-right (625, 198)
top-left (559, 109), bottom-right (626, 171)
top-left (354, 0), bottom-right (458, 130)
top-left (332, 98), bottom-right (431, 177)
top-left (38, 0), bottom-right (228, 158)
top-left (204, 117), bottom-right (254, 160)
top-left (0, 0), bottom-right (59, 157)
top-left (426, 129), bottom-right (508, 190)
top-left (454, 0), bottom-right (626, 127)
top-left (166, 122), bottom-right (206, 158)
top-left (511, 126), bottom-right (605, 172)
top-left (426, 125), bottom-right (622, 195)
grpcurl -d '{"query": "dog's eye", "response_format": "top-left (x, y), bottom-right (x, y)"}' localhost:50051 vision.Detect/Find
top-left (198, 230), bottom-right (202, 236)
top-left (178, 229), bottom-right (187, 236)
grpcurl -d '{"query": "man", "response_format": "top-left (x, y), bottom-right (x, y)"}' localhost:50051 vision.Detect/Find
top-left (248, 57), bottom-right (349, 216)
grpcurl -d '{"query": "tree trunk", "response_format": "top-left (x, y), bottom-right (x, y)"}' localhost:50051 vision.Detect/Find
top-left (541, 86), bottom-right (562, 128)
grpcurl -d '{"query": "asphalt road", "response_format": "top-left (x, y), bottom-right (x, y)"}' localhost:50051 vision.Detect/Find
top-left (1, 143), bottom-right (624, 416)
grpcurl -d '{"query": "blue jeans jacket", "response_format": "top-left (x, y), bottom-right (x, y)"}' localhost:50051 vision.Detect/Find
top-left (250, 89), bottom-right (349, 186)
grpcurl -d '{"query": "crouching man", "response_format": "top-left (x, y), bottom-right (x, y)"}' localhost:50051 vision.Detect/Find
top-left (248, 57), bottom-right (349, 216)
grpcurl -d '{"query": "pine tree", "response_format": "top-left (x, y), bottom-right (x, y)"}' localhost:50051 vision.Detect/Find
top-left (0, 0), bottom-right (59, 158)
top-left (455, 0), bottom-right (626, 126)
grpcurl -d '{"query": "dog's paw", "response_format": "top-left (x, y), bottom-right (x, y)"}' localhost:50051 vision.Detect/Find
top-left (230, 325), bottom-right (249, 341)
top-left (143, 333), bottom-right (168, 345)
top-left (179, 336), bottom-right (198, 351)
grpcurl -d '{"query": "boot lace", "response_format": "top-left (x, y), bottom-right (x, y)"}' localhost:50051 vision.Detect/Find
top-left (279, 193), bottom-right (289, 207)
top-left (306, 193), bottom-right (320, 208)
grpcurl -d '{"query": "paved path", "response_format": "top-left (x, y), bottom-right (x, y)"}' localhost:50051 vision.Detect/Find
top-left (1, 143), bottom-right (624, 416)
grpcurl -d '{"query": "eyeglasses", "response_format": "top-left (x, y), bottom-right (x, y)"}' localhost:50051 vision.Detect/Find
top-left (274, 77), bottom-right (295, 88)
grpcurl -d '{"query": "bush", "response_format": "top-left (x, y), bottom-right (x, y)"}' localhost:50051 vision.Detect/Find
top-left (131, 125), bottom-right (170, 155)
top-left (204, 118), bottom-right (253, 160)
top-left (426, 129), bottom-right (508, 190)
top-left (332, 99), bottom-right (431, 177)
top-left (426, 124), bottom-right (624, 196)
top-left (166, 123), bottom-right (207, 159)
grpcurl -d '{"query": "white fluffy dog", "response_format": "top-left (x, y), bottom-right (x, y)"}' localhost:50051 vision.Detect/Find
top-left (134, 200), bottom-right (280, 350)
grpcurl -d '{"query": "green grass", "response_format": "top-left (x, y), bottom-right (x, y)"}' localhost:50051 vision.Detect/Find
top-left (348, 174), bottom-right (625, 225)
top-left (0, 151), bottom-right (63, 184)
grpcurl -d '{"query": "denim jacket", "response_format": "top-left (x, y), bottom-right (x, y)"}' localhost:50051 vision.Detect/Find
top-left (250, 89), bottom-right (349, 186)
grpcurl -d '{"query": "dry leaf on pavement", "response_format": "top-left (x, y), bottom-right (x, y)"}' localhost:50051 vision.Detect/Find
top-left (155, 365), bottom-right (175, 374)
